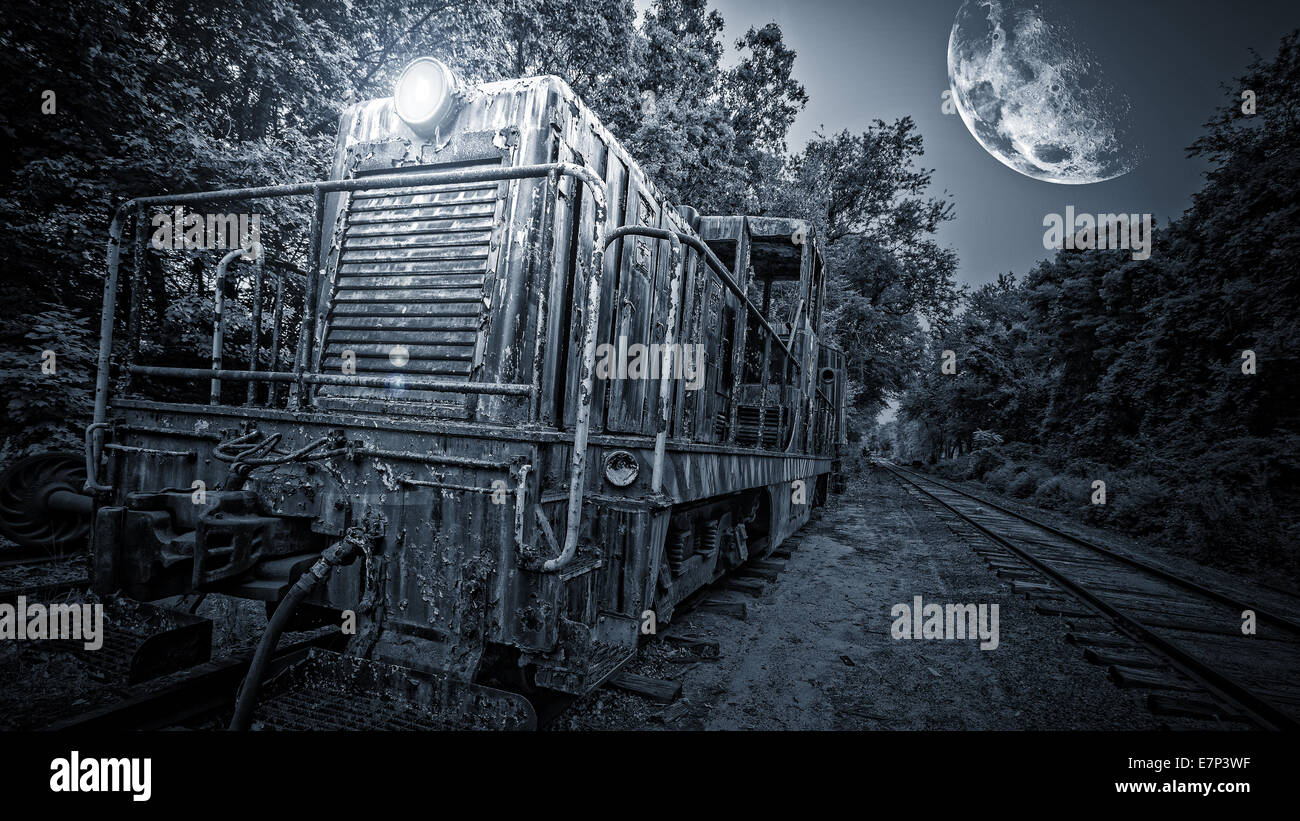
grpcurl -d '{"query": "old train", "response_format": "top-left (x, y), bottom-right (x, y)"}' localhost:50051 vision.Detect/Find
top-left (0, 57), bottom-right (846, 728)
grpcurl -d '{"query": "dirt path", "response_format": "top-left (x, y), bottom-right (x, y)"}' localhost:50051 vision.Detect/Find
top-left (557, 464), bottom-right (1180, 730)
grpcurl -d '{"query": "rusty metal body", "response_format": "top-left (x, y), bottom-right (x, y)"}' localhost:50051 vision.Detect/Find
top-left (82, 75), bottom-right (848, 713)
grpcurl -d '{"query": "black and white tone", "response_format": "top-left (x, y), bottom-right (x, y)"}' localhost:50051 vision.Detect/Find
top-left (1, 0), bottom-right (1298, 756)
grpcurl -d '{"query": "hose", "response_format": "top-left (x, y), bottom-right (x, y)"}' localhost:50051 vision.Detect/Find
top-left (228, 534), bottom-right (362, 731)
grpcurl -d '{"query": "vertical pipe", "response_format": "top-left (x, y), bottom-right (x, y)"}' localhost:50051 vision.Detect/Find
top-left (784, 299), bottom-right (806, 449)
top-left (727, 232), bottom-right (750, 445)
top-left (757, 253), bottom-right (771, 448)
top-left (292, 188), bottom-right (326, 410)
top-left (210, 248), bottom-right (248, 405)
top-left (247, 251), bottom-right (265, 405)
top-left (686, 255), bottom-right (706, 439)
top-left (514, 464), bottom-right (531, 553)
top-left (545, 167), bottom-right (607, 573)
top-left (650, 235), bottom-right (683, 494)
top-left (530, 170), bottom-right (560, 425)
top-left (268, 265), bottom-right (286, 407)
top-left (89, 204), bottom-right (133, 492)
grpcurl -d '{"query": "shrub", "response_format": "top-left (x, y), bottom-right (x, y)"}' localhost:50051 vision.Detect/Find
top-left (998, 467), bottom-right (1040, 501)
top-left (984, 463), bottom-right (1018, 493)
top-left (972, 430), bottom-right (1003, 448)
top-left (970, 447), bottom-right (1006, 479)
top-left (1088, 472), bottom-right (1165, 534)
top-left (0, 305), bottom-right (97, 457)
top-left (1031, 475), bottom-right (1091, 512)
top-left (936, 453), bottom-right (976, 480)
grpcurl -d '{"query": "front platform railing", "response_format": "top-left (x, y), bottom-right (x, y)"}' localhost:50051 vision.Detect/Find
top-left (91, 162), bottom-right (606, 574)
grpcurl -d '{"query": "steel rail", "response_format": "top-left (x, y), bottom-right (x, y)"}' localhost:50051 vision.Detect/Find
top-left (887, 462), bottom-right (1300, 635)
top-left (881, 461), bottom-right (1300, 731)
top-left (0, 576), bottom-right (90, 601)
top-left (43, 632), bottom-right (342, 731)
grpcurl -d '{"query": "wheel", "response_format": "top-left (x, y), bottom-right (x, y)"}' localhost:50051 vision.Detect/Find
top-left (0, 451), bottom-right (91, 552)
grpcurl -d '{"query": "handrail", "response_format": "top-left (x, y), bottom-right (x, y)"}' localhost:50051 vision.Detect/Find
top-left (671, 229), bottom-right (814, 452)
top-left (787, 299), bottom-right (804, 350)
top-left (210, 245), bottom-right (262, 404)
top-left (607, 226), bottom-right (827, 460)
top-left (544, 165), bottom-right (608, 570)
top-left (129, 366), bottom-right (535, 395)
top-left (93, 162), bottom-right (609, 579)
top-left (97, 163), bottom-right (610, 457)
top-left (92, 163), bottom-right (828, 575)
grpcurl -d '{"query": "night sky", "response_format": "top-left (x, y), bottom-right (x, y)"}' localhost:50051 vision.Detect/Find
top-left (707, 0), bottom-right (1299, 289)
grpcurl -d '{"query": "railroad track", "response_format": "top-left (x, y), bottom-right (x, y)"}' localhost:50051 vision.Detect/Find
top-left (552, 536), bottom-right (805, 728)
top-left (880, 460), bottom-right (1300, 730)
top-left (22, 549), bottom-right (792, 731)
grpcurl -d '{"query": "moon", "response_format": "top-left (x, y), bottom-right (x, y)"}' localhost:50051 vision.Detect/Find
top-left (947, 0), bottom-right (1141, 184)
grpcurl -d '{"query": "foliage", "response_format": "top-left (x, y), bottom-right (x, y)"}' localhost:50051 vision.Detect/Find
top-left (0, 306), bottom-right (97, 455)
top-left (889, 31), bottom-right (1300, 577)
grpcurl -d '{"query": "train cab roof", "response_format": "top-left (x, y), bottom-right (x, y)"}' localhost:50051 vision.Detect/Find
top-left (695, 215), bottom-right (823, 284)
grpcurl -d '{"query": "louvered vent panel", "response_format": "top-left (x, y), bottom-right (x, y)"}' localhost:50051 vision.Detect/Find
top-left (318, 164), bottom-right (501, 401)
top-left (734, 406), bottom-right (784, 448)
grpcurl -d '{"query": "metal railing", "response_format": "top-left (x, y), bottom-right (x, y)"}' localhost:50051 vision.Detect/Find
top-left (91, 162), bottom-right (608, 576)
top-left (603, 225), bottom-right (829, 472)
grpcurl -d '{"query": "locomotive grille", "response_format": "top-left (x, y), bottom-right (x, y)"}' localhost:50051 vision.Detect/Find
top-left (318, 162), bottom-right (501, 403)
top-left (734, 406), bottom-right (785, 448)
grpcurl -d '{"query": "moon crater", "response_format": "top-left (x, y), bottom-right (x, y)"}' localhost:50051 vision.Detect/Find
top-left (947, 0), bottom-right (1142, 184)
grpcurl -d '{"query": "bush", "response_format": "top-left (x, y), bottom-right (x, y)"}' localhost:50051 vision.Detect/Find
top-left (1096, 472), bottom-right (1168, 533)
top-left (972, 429), bottom-right (1004, 448)
top-left (1006, 469), bottom-right (1043, 498)
top-left (936, 453), bottom-right (976, 480)
top-left (970, 447), bottom-right (1006, 479)
top-left (1031, 475), bottom-right (1092, 512)
top-left (984, 463), bottom-right (1018, 493)
top-left (0, 305), bottom-right (97, 457)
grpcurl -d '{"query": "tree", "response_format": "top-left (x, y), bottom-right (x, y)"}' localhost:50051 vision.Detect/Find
top-left (720, 23), bottom-right (807, 211)
top-left (629, 0), bottom-right (743, 211)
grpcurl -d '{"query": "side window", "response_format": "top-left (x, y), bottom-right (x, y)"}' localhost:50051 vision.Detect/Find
top-left (718, 300), bottom-right (736, 395)
top-left (742, 308), bottom-right (764, 384)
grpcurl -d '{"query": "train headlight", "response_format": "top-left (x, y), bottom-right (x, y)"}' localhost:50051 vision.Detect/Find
top-left (393, 57), bottom-right (458, 136)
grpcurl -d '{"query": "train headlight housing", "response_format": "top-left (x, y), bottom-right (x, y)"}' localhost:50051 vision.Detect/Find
top-left (393, 57), bottom-right (458, 136)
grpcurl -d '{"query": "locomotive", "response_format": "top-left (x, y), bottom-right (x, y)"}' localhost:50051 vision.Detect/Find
top-left (1, 57), bottom-right (847, 728)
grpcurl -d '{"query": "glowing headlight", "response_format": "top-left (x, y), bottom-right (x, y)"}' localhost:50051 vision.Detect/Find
top-left (393, 57), bottom-right (458, 136)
